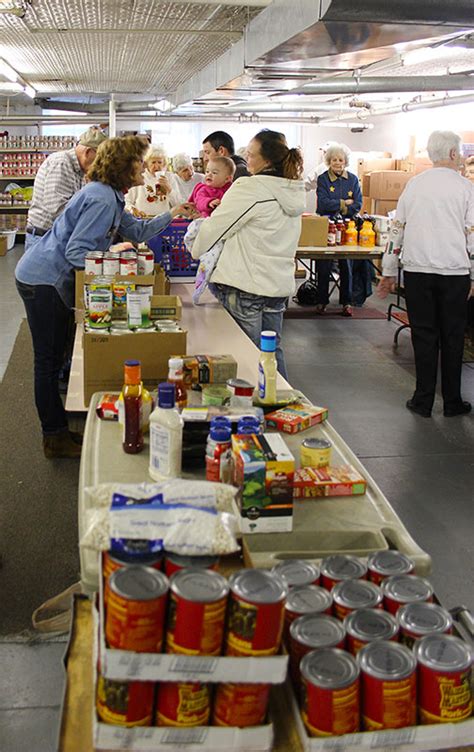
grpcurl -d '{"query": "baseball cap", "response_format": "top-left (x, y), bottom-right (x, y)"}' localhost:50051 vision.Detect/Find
top-left (78, 127), bottom-right (107, 149)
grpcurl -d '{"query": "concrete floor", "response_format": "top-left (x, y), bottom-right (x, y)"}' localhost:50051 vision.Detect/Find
top-left (0, 245), bottom-right (473, 751)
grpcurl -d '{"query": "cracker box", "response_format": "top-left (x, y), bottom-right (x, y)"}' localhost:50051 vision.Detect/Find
top-left (182, 354), bottom-right (237, 387)
top-left (293, 464), bottom-right (367, 499)
top-left (232, 433), bottom-right (295, 533)
top-left (265, 403), bottom-right (328, 434)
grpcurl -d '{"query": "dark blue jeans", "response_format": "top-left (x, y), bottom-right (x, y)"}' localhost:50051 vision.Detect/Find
top-left (316, 259), bottom-right (353, 306)
top-left (16, 281), bottom-right (70, 435)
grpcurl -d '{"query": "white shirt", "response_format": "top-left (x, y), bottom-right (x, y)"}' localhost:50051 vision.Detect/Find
top-left (170, 172), bottom-right (204, 204)
top-left (383, 168), bottom-right (474, 280)
top-left (125, 170), bottom-right (179, 216)
top-left (304, 161), bottom-right (328, 191)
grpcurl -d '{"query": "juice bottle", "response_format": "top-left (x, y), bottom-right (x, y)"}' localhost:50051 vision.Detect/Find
top-left (122, 359), bottom-right (144, 454)
top-left (359, 220), bottom-right (376, 247)
top-left (168, 357), bottom-right (188, 409)
top-left (149, 383), bottom-right (184, 480)
top-left (344, 220), bottom-right (358, 246)
top-left (258, 331), bottom-right (277, 404)
top-left (327, 217), bottom-right (337, 247)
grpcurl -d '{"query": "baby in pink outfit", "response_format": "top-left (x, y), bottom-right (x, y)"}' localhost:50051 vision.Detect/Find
top-left (188, 156), bottom-right (235, 217)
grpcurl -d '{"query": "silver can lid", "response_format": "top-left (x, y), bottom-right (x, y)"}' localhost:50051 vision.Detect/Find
top-left (301, 648), bottom-right (359, 690)
top-left (344, 608), bottom-right (398, 642)
top-left (382, 574), bottom-right (433, 604)
top-left (285, 585), bottom-right (332, 616)
top-left (358, 640), bottom-right (416, 680)
top-left (332, 579), bottom-right (383, 610)
top-left (290, 613), bottom-right (346, 649)
top-left (414, 634), bottom-right (472, 672)
top-left (398, 602), bottom-right (453, 636)
top-left (272, 559), bottom-right (320, 588)
top-left (368, 550), bottom-right (414, 577)
top-left (321, 555), bottom-right (367, 581)
top-left (166, 553), bottom-right (218, 569)
top-left (230, 568), bottom-right (288, 604)
top-left (109, 565), bottom-right (169, 601)
top-left (301, 438), bottom-right (332, 451)
top-left (120, 251), bottom-right (138, 259)
top-left (85, 251), bottom-right (104, 258)
top-left (170, 568), bottom-right (229, 603)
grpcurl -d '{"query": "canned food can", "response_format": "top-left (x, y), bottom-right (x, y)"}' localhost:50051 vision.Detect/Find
top-left (166, 569), bottom-right (229, 656)
top-left (332, 579), bottom-right (383, 620)
top-left (155, 682), bottom-right (211, 727)
top-left (398, 602), bottom-right (453, 648)
top-left (88, 287), bottom-right (112, 329)
top-left (358, 641), bottom-right (417, 730)
top-left (102, 253), bottom-right (120, 276)
top-left (300, 648), bottom-right (360, 736)
top-left (382, 574), bottom-right (433, 615)
top-left (119, 252), bottom-right (138, 276)
top-left (164, 553), bottom-right (219, 578)
top-left (289, 613), bottom-right (346, 689)
top-left (272, 559), bottom-right (320, 588)
top-left (212, 682), bottom-right (270, 727)
top-left (367, 550), bottom-right (414, 585)
top-left (137, 250), bottom-right (155, 275)
top-left (113, 282), bottom-right (135, 309)
top-left (284, 585), bottom-right (333, 644)
top-left (300, 438), bottom-right (332, 468)
top-left (320, 555), bottom-right (367, 591)
top-left (96, 672), bottom-right (154, 726)
top-left (105, 565), bottom-right (169, 652)
top-left (415, 634), bottom-right (473, 724)
top-left (344, 608), bottom-right (399, 655)
top-left (85, 252), bottom-right (103, 275)
top-left (225, 569), bottom-right (288, 656)
top-left (102, 549), bottom-right (163, 601)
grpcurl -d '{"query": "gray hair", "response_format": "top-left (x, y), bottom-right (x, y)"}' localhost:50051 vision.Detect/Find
top-left (172, 152), bottom-right (193, 172)
top-left (427, 130), bottom-right (461, 163)
top-left (145, 143), bottom-right (168, 163)
top-left (324, 143), bottom-right (350, 167)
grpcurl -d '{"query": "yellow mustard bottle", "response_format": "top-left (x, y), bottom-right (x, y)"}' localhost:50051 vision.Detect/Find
top-left (344, 220), bottom-right (358, 246)
top-left (359, 220), bottom-right (376, 248)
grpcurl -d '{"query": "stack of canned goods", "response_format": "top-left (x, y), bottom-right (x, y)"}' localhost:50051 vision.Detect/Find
top-left (85, 246), bottom-right (154, 277)
top-left (98, 554), bottom-right (289, 729)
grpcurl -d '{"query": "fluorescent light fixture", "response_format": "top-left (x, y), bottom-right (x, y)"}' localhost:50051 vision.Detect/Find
top-left (23, 84), bottom-right (36, 98)
top-left (151, 98), bottom-right (174, 112)
top-left (0, 58), bottom-right (19, 82)
top-left (402, 45), bottom-right (465, 67)
top-left (0, 81), bottom-right (23, 92)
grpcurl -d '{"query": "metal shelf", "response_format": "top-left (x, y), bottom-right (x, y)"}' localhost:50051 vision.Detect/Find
top-left (0, 148), bottom-right (71, 153)
top-left (0, 175), bottom-right (36, 180)
top-left (0, 206), bottom-right (29, 211)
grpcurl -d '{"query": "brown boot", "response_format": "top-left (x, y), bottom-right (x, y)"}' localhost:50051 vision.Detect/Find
top-left (69, 431), bottom-right (84, 446)
top-left (43, 431), bottom-right (82, 459)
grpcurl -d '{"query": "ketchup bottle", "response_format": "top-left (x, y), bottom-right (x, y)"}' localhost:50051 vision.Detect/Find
top-left (336, 215), bottom-right (345, 245)
top-left (122, 359), bottom-right (144, 454)
top-left (327, 217), bottom-right (337, 247)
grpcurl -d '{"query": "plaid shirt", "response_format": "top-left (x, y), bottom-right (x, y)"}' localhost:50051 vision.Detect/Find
top-left (27, 148), bottom-right (84, 231)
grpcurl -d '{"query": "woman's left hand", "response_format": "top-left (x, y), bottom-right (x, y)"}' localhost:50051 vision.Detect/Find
top-left (171, 202), bottom-right (200, 219)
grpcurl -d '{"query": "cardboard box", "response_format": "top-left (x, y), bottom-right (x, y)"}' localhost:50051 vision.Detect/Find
top-left (0, 235), bottom-right (7, 256)
top-left (369, 198), bottom-right (399, 216)
top-left (83, 325), bottom-right (186, 406)
top-left (293, 464), bottom-right (367, 499)
top-left (298, 215), bottom-right (328, 247)
top-left (368, 171), bottom-right (412, 200)
top-left (182, 354), bottom-right (237, 387)
top-left (75, 264), bottom-right (170, 309)
top-left (150, 294), bottom-right (182, 320)
top-left (232, 433), bottom-right (295, 533)
top-left (357, 158), bottom-right (395, 177)
top-left (361, 173), bottom-right (371, 196)
top-left (265, 403), bottom-right (328, 434)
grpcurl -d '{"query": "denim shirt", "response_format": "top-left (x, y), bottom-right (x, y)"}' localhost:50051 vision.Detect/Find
top-left (316, 169), bottom-right (362, 218)
top-left (15, 181), bottom-right (172, 308)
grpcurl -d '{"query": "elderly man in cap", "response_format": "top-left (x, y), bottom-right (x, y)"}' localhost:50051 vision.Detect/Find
top-left (25, 126), bottom-right (107, 249)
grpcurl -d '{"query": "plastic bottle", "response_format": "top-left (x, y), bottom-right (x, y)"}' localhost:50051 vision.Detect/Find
top-left (344, 220), bottom-right (358, 246)
top-left (168, 357), bottom-right (188, 409)
top-left (258, 330), bottom-right (277, 404)
top-left (122, 360), bottom-right (144, 454)
top-left (118, 383), bottom-right (153, 433)
top-left (206, 423), bottom-right (232, 483)
top-left (237, 417), bottom-right (262, 435)
top-left (149, 382), bottom-right (184, 480)
top-left (327, 217), bottom-right (337, 247)
top-left (335, 214), bottom-right (344, 245)
top-left (359, 220), bottom-right (376, 248)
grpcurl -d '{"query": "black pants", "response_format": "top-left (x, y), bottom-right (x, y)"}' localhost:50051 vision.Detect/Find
top-left (316, 259), bottom-right (352, 306)
top-left (16, 281), bottom-right (70, 435)
top-left (404, 272), bottom-right (470, 412)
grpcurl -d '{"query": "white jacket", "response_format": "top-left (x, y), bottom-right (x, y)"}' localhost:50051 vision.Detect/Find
top-left (125, 170), bottom-right (179, 216)
top-left (191, 174), bottom-right (306, 297)
top-left (383, 168), bottom-right (474, 280)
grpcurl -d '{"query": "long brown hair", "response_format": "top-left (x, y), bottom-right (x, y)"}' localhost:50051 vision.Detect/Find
top-left (253, 129), bottom-right (304, 180)
top-left (88, 136), bottom-right (148, 191)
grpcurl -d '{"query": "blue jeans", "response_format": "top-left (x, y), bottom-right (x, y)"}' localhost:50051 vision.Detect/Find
top-left (24, 231), bottom-right (43, 252)
top-left (16, 281), bottom-right (70, 435)
top-left (210, 284), bottom-right (288, 379)
top-left (316, 259), bottom-right (353, 306)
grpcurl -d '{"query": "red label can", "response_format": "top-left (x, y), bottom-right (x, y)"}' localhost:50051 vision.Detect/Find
top-left (300, 648), bottom-right (360, 736)
top-left (332, 579), bottom-right (383, 620)
top-left (105, 565), bottom-right (169, 652)
top-left (344, 608), bottom-right (399, 656)
top-left (166, 569), bottom-right (229, 655)
top-left (382, 574), bottom-right (433, 616)
top-left (284, 585), bottom-right (333, 645)
top-left (155, 682), bottom-right (211, 726)
top-left (272, 559), bottom-right (320, 588)
top-left (415, 634), bottom-right (473, 724)
top-left (289, 614), bottom-right (346, 690)
top-left (320, 555), bottom-right (367, 591)
top-left (102, 549), bottom-right (163, 602)
top-left (359, 641), bottom-right (417, 730)
top-left (96, 672), bottom-right (154, 726)
top-left (367, 550), bottom-right (414, 585)
top-left (225, 569), bottom-right (288, 656)
top-left (164, 553), bottom-right (219, 578)
top-left (398, 602), bottom-right (453, 649)
top-left (213, 682), bottom-right (270, 727)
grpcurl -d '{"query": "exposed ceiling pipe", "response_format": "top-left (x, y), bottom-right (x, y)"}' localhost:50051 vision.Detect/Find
top-left (319, 92), bottom-right (474, 124)
top-left (28, 27), bottom-right (242, 38)
top-left (288, 75), bottom-right (474, 96)
top-left (158, 0), bottom-right (271, 5)
top-left (220, 102), bottom-right (353, 113)
top-left (0, 114), bottom-right (324, 125)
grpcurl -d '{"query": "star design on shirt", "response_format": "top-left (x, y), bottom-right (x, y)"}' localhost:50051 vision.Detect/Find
top-left (348, 191), bottom-right (353, 197)
top-left (329, 186), bottom-right (335, 192)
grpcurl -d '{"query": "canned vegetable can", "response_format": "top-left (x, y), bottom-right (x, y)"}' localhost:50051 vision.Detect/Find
top-left (344, 608), bottom-right (399, 655)
top-left (284, 585), bottom-right (333, 645)
top-left (289, 613), bottom-right (346, 689)
top-left (96, 673), bottom-right (154, 726)
top-left (367, 550), bottom-right (414, 585)
top-left (332, 579), bottom-right (383, 620)
top-left (398, 602), bottom-right (453, 648)
top-left (300, 438), bottom-right (332, 468)
top-left (272, 559), bottom-right (320, 588)
top-left (212, 682), bottom-right (271, 727)
top-left (382, 574), bottom-right (433, 615)
top-left (155, 682), bottom-right (211, 726)
top-left (320, 555), bottom-right (367, 590)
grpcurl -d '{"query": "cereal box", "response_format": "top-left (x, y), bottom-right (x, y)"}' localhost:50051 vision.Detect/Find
top-left (293, 465), bottom-right (367, 498)
top-left (265, 403), bottom-right (328, 434)
top-left (232, 433), bottom-right (295, 533)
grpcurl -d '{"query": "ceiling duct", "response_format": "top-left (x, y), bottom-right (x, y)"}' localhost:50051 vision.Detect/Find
top-left (289, 75), bottom-right (474, 96)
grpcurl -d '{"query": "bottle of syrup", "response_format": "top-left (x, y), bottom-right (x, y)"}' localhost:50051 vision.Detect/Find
top-left (122, 359), bottom-right (144, 454)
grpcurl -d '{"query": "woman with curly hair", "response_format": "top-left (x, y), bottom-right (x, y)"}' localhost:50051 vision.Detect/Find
top-left (15, 135), bottom-right (194, 458)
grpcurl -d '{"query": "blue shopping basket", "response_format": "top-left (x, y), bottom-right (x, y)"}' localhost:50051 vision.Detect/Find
top-left (147, 219), bottom-right (199, 277)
